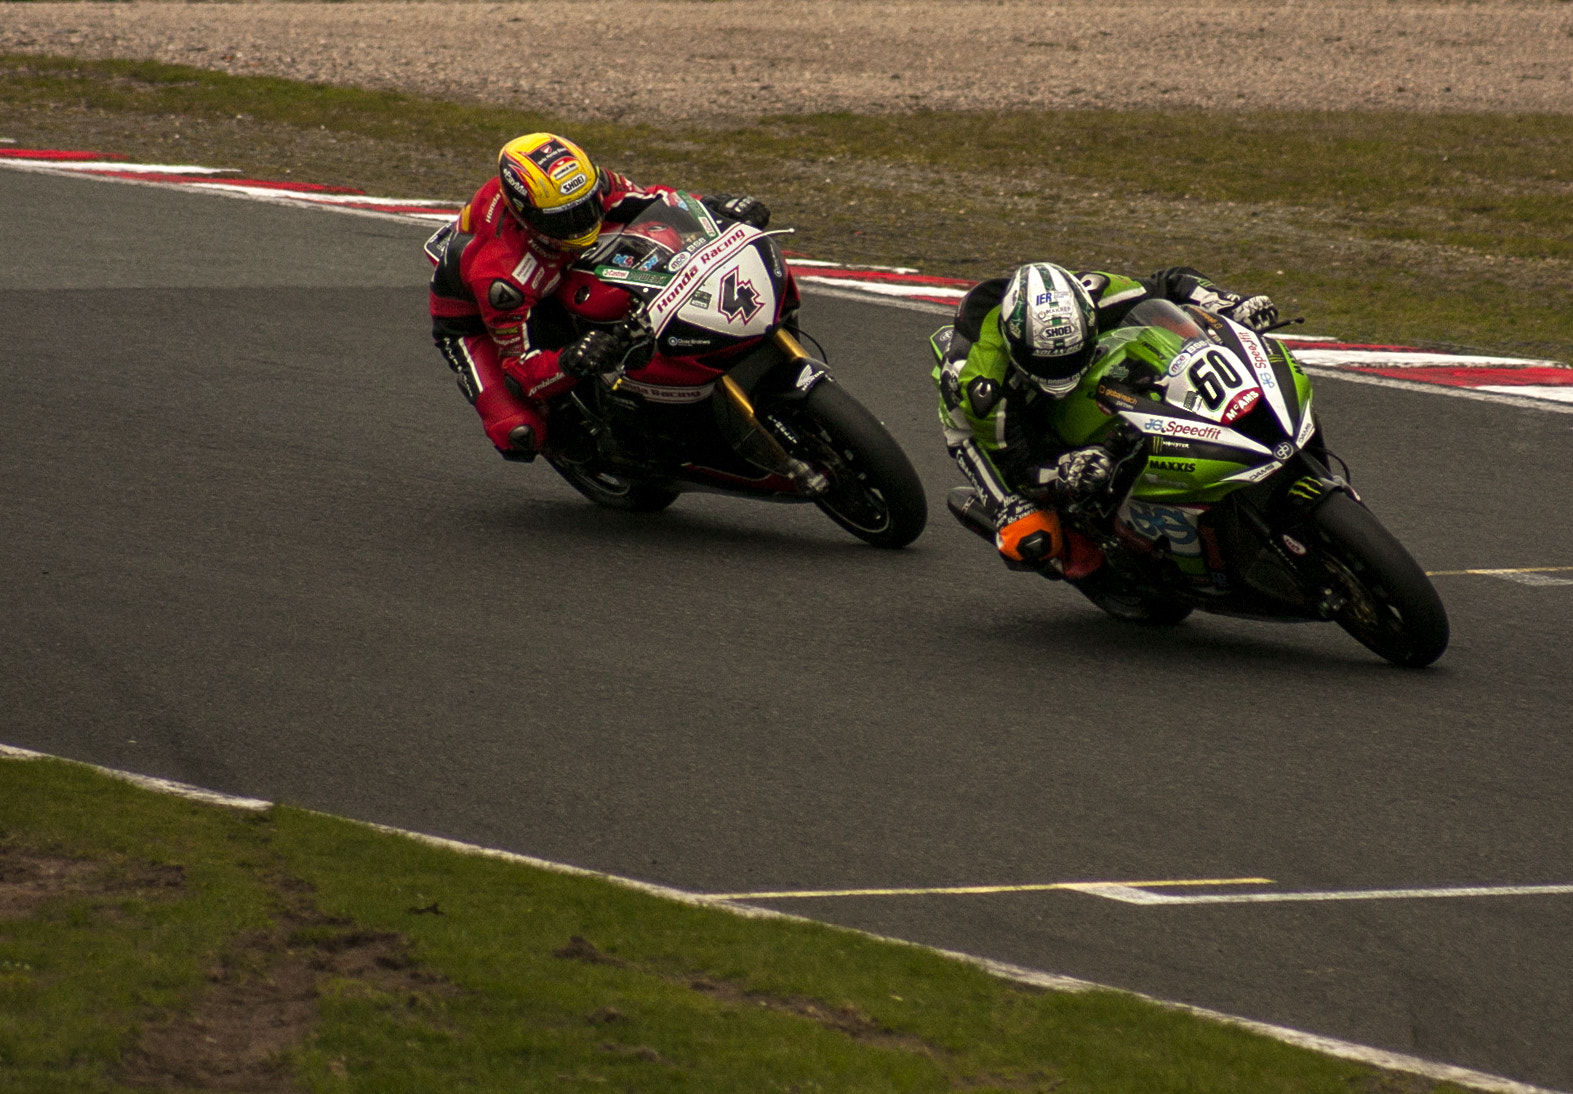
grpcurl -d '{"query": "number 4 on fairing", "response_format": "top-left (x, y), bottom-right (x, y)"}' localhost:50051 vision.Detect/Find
top-left (501, 191), bottom-right (927, 549)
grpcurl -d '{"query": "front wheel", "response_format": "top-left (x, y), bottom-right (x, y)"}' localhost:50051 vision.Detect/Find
top-left (773, 382), bottom-right (927, 548)
top-left (543, 454), bottom-right (680, 514)
top-left (1310, 491), bottom-right (1448, 667)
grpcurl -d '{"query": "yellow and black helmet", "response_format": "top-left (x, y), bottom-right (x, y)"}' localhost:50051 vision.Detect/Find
top-left (497, 133), bottom-right (607, 249)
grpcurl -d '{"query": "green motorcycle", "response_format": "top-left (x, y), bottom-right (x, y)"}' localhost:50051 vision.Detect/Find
top-left (931, 300), bottom-right (1449, 667)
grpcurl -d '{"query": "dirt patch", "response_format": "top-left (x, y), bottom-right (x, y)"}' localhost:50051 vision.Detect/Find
top-left (1, 841), bottom-right (457, 1093)
top-left (118, 877), bottom-right (460, 1093)
top-left (2, 1), bottom-right (1570, 123)
top-left (0, 844), bottom-right (184, 920)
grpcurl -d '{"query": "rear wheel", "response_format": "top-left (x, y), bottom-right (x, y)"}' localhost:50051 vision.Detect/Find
top-left (1310, 491), bottom-right (1448, 667)
top-left (543, 455), bottom-right (680, 514)
top-left (776, 382), bottom-right (927, 548)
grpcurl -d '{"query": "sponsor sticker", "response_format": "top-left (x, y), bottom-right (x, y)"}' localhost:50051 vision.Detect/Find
top-left (1168, 341), bottom-right (1211, 378)
top-left (524, 138), bottom-right (572, 172)
top-left (558, 173), bottom-right (588, 196)
top-left (1166, 420), bottom-right (1223, 441)
top-left (1142, 416), bottom-right (1223, 442)
top-left (1239, 331), bottom-right (1277, 388)
top-left (617, 379), bottom-right (715, 404)
top-left (1125, 500), bottom-right (1201, 552)
top-left (646, 222), bottom-right (755, 335)
top-left (1223, 388), bottom-right (1261, 423)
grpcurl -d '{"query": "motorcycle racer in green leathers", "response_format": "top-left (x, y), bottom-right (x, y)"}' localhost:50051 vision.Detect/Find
top-left (933, 263), bottom-right (1278, 573)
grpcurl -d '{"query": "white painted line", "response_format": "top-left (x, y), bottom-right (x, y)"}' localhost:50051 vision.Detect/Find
top-left (796, 280), bottom-right (954, 315)
top-left (26, 160), bottom-right (239, 175)
top-left (0, 743), bottom-right (272, 810)
top-left (1300, 366), bottom-right (1573, 416)
top-left (0, 157), bottom-right (448, 228)
top-left (1428, 567), bottom-right (1573, 587)
top-left (709, 877), bottom-right (1274, 900)
top-left (1292, 348), bottom-right (1568, 369)
top-left (1480, 571), bottom-right (1573, 587)
top-left (1077, 882), bottom-right (1573, 906)
top-left (1476, 385), bottom-right (1573, 404)
top-left (785, 258), bottom-right (922, 274)
top-left (795, 274), bottom-right (967, 300)
top-left (1, 742), bottom-right (1561, 1094)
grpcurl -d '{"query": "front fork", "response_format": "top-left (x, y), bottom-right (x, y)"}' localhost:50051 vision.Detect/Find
top-left (1236, 453), bottom-right (1362, 617)
top-left (715, 329), bottom-right (830, 496)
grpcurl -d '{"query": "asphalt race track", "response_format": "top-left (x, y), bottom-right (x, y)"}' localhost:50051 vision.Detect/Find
top-left (4, 169), bottom-right (1572, 1089)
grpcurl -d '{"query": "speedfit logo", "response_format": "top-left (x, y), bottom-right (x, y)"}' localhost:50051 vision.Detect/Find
top-left (1145, 418), bottom-right (1223, 441)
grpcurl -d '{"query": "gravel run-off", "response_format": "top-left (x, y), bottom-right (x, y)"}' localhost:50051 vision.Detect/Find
top-left (2, 1), bottom-right (1572, 123)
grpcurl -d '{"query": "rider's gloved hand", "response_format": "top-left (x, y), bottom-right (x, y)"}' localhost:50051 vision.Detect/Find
top-left (994, 497), bottom-right (1063, 566)
top-left (1218, 293), bottom-right (1279, 333)
top-left (558, 328), bottom-right (629, 379)
top-left (703, 193), bottom-right (771, 229)
top-left (1056, 445), bottom-right (1115, 500)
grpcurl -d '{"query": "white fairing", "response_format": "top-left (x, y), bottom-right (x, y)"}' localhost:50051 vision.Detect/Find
top-left (1118, 410), bottom-right (1274, 456)
top-left (1222, 316), bottom-right (1297, 437)
top-left (675, 247), bottom-right (778, 339)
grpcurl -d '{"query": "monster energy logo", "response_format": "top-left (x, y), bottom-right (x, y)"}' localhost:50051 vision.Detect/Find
top-left (1288, 477), bottom-right (1325, 501)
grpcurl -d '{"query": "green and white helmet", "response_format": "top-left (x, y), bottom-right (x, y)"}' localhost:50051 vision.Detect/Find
top-left (998, 262), bottom-right (1100, 396)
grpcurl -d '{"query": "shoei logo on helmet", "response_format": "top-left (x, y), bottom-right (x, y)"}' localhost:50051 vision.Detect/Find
top-left (558, 173), bottom-right (588, 195)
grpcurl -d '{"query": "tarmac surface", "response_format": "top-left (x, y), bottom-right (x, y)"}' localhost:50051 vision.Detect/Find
top-left (4, 168), bottom-right (1573, 1088)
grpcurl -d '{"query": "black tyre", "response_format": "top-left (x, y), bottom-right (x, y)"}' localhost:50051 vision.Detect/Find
top-left (1310, 491), bottom-right (1448, 667)
top-left (1071, 570), bottom-right (1194, 626)
top-left (780, 381), bottom-right (927, 548)
top-left (543, 455), bottom-right (680, 514)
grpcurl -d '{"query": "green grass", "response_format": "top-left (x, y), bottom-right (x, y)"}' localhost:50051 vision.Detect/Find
top-left (0, 754), bottom-right (1469, 1092)
top-left (1, 54), bottom-right (1568, 356)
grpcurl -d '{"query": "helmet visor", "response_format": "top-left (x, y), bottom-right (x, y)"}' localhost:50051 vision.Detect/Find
top-left (1019, 339), bottom-right (1099, 395)
top-left (518, 179), bottom-right (606, 243)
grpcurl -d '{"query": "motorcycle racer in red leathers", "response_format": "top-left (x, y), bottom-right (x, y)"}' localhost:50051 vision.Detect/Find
top-left (425, 132), bottom-right (770, 459)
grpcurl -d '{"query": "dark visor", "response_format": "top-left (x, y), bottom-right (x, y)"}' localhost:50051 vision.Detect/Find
top-left (519, 176), bottom-right (606, 240)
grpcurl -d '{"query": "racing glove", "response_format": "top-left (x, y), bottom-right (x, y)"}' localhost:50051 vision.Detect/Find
top-left (702, 193), bottom-right (771, 229)
top-left (994, 497), bottom-right (1063, 566)
top-left (1056, 445), bottom-right (1115, 501)
top-left (557, 328), bottom-right (629, 379)
top-left (1217, 294), bottom-right (1279, 333)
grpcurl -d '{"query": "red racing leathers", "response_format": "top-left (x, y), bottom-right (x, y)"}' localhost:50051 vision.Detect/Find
top-left (425, 171), bottom-right (678, 455)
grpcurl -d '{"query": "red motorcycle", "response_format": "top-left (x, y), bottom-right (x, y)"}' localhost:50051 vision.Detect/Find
top-left (527, 191), bottom-right (927, 548)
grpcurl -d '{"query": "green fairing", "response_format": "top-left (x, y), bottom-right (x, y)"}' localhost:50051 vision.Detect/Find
top-left (1050, 326), bottom-right (1181, 447)
top-left (931, 282), bottom-right (1309, 510)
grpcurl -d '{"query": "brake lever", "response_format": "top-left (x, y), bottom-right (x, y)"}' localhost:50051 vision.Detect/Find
top-left (1263, 316), bottom-right (1306, 333)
